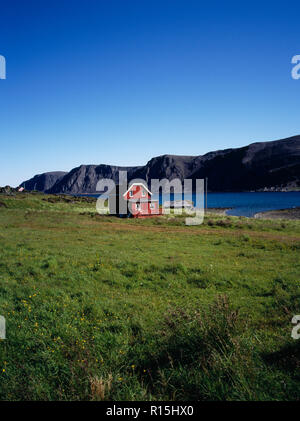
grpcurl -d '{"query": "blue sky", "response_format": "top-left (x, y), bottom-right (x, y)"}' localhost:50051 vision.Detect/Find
top-left (1, 0), bottom-right (300, 186)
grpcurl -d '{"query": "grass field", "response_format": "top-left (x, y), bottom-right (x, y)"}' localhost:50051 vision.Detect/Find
top-left (0, 192), bottom-right (300, 401)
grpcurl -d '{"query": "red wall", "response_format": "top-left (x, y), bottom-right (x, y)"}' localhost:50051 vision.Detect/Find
top-left (129, 201), bottom-right (159, 216)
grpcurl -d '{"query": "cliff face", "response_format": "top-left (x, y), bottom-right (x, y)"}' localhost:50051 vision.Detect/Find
top-left (49, 164), bottom-right (141, 194)
top-left (20, 171), bottom-right (67, 191)
top-left (189, 136), bottom-right (300, 191)
top-left (21, 135), bottom-right (300, 193)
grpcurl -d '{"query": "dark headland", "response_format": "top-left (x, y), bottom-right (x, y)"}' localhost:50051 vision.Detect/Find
top-left (20, 135), bottom-right (300, 194)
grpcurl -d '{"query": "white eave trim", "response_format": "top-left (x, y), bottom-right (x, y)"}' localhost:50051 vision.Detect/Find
top-left (123, 183), bottom-right (152, 197)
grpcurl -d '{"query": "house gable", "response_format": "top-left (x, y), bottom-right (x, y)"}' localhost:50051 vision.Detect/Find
top-left (123, 183), bottom-right (152, 200)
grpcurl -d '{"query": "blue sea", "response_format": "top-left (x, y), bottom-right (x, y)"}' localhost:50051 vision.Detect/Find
top-left (88, 191), bottom-right (300, 217)
top-left (156, 191), bottom-right (300, 217)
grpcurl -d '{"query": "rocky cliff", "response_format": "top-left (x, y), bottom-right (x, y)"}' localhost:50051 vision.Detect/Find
top-left (20, 135), bottom-right (300, 193)
top-left (21, 171), bottom-right (67, 191)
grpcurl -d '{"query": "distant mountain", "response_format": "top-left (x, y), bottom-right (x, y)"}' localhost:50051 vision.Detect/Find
top-left (21, 171), bottom-right (67, 191)
top-left (21, 135), bottom-right (300, 193)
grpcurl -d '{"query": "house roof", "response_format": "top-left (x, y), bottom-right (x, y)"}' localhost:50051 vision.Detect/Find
top-left (123, 182), bottom-right (152, 196)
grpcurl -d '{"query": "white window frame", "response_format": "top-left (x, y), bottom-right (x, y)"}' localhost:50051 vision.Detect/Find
top-left (141, 189), bottom-right (146, 197)
top-left (136, 203), bottom-right (141, 210)
top-left (150, 203), bottom-right (155, 209)
top-left (129, 190), bottom-right (133, 197)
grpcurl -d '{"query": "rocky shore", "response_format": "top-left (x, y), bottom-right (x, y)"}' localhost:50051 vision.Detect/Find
top-left (254, 207), bottom-right (300, 220)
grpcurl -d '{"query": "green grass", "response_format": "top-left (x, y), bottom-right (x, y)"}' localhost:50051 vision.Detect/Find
top-left (0, 193), bottom-right (300, 400)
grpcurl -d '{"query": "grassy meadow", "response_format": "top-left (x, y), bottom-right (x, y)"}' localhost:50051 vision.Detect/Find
top-left (0, 192), bottom-right (300, 400)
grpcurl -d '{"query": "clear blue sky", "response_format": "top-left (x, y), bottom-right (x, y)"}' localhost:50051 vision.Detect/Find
top-left (1, 0), bottom-right (300, 186)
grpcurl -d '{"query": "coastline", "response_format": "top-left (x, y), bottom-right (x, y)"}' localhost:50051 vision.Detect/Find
top-left (254, 207), bottom-right (300, 220)
top-left (206, 207), bottom-right (232, 216)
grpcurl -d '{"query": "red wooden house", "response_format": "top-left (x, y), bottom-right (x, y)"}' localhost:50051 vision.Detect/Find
top-left (109, 182), bottom-right (160, 218)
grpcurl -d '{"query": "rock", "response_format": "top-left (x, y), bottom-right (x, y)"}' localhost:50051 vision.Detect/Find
top-left (20, 172), bottom-right (67, 192)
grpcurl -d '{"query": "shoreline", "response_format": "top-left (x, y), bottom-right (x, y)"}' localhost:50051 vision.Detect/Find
top-left (254, 207), bottom-right (300, 220)
top-left (206, 207), bottom-right (232, 216)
